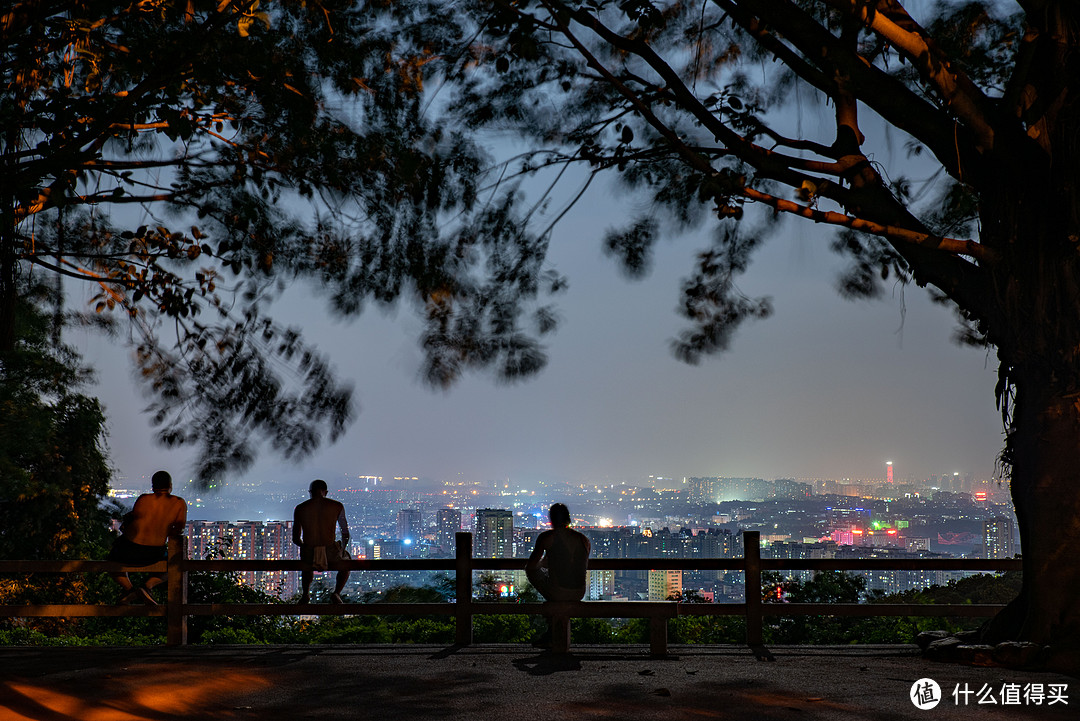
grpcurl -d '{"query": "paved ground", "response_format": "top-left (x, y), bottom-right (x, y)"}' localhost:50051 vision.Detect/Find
top-left (0, 644), bottom-right (1075, 721)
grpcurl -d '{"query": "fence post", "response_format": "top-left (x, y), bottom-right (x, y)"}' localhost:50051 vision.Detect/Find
top-left (455, 532), bottom-right (473, 646)
top-left (649, 614), bottom-right (668, 656)
top-left (166, 535), bottom-right (188, 646)
top-left (743, 531), bottom-right (762, 647)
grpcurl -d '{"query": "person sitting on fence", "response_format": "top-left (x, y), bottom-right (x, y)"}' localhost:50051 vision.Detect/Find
top-left (526, 503), bottom-right (591, 601)
top-left (293, 479), bottom-right (351, 604)
top-left (526, 503), bottom-right (591, 647)
top-left (108, 470), bottom-right (187, 605)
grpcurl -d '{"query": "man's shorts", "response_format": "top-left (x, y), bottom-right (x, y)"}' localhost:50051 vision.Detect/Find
top-left (526, 567), bottom-right (585, 602)
top-left (300, 543), bottom-right (350, 570)
top-left (107, 536), bottom-right (167, 566)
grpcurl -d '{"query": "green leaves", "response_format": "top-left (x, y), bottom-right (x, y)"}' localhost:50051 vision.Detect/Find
top-left (0, 300), bottom-right (114, 564)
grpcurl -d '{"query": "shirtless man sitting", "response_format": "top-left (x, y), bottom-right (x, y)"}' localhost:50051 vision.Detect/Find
top-left (526, 503), bottom-right (591, 647)
top-left (293, 479), bottom-right (351, 604)
top-left (107, 470), bottom-right (187, 605)
top-left (526, 503), bottom-right (591, 601)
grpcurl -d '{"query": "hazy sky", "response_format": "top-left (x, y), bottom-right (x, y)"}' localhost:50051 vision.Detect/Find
top-left (69, 166), bottom-right (1004, 490)
top-left (66, 26), bottom-right (1006, 490)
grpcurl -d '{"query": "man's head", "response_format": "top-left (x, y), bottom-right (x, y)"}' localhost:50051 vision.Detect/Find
top-left (549, 503), bottom-right (571, 528)
top-left (309, 479), bottom-right (328, 497)
top-left (151, 470), bottom-right (172, 492)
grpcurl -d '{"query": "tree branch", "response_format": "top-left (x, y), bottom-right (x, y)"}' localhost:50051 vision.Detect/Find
top-left (729, 0), bottom-right (983, 185)
top-left (737, 184), bottom-right (997, 263)
top-left (823, 0), bottom-right (997, 151)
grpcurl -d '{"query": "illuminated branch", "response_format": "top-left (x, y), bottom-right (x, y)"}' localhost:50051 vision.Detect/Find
top-left (726, 0), bottom-right (981, 184)
top-left (27, 256), bottom-right (135, 292)
top-left (737, 184), bottom-right (996, 263)
top-left (822, 0), bottom-right (996, 151)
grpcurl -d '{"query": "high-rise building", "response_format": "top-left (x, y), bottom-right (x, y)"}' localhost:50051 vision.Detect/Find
top-left (906, 537), bottom-right (931, 552)
top-left (886, 461), bottom-right (894, 484)
top-left (475, 508), bottom-right (514, 558)
top-left (586, 569), bottom-right (615, 600)
top-left (687, 477), bottom-right (716, 504)
top-left (396, 508), bottom-right (423, 542)
top-left (185, 519), bottom-right (299, 598)
top-left (436, 508), bottom-right (462, 555)
top-left (984, 517), bottom-right (1015, 558)
top-left (648, 569), bottom-right (683, 601)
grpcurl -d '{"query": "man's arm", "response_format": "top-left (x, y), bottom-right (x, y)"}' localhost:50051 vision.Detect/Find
top-left (525, 531), bottom-right (551, 573)
top-left (292, 506), bottom-right (303, 546)
top-left (167, 499), bottom-right (187, 537)
top-left (336, 504), bottom-right (350, 544)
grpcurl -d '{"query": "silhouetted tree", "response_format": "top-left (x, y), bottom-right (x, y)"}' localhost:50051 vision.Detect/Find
top-left (0, 298), bottom-right (114, 561)
top-left (427, 0), bottom-right (1080, 671)
top-left (2, 1), bottom-right (561, 482)
top-left (0, 292), bottom-right (115, 626)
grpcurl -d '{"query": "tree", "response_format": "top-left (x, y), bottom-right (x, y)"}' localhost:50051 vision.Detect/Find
top-left (0, 291), bottom-right (115, 622)
top-left (765, 570), bottom-right (866, 643)
top-left (2, 1), bottom-right (561, 481)
top-left (0, 294), bottom-right (114, 562)
top-left (425, 0), bottom-right (1080, 670)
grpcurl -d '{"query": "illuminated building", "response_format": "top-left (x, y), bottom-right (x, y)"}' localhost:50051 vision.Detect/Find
top-left (886, 461), bottom-right (894, 484)
top-left (984, 517), bottom-right (1015, 558)
top-left (832, 530), bottom-right (855, 546)
top-left (436, 508), bottom-right (462, 555)
top-left (825, 506), bottom-right (871, 533)
top-left (648, 569), bottom-right (682, 601)
top-left (475, 508), bottom-right (514, 558)
top-left (396, 508), bottom-right (422, 543)
top-left (686, 477), bottom-right (715, 504)
top-left (906, 537), bottom-right (931, 552)
top-left (587, 569), bottom-right (615, 600)
top-left (185, 519), bottom-right (299, 598)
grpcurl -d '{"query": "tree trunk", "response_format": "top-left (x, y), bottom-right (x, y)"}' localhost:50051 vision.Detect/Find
top-left (1, 128), bottom-right (17, 354)
top-left (986, 371), bottom-right (1080, 675)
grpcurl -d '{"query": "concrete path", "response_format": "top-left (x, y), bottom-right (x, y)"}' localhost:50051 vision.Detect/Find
top-left (1, 645), bottom-right (1075, 720)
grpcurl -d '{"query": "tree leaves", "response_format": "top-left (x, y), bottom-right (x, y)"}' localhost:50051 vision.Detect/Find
top-left (4, 1), bottom-right (563, 484)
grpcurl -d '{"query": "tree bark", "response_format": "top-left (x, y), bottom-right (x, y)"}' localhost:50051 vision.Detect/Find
top-left (1, 128), bottom-right (16, 354)
top-left (986, 371), bottom-right (1080, 675)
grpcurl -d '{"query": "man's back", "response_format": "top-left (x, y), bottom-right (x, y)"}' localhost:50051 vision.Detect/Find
top-left (539, 526), bottom-right (590, 590)
top-left (294, 496), bottom-right (346, 546)
top-left (125, 492), bottom-right (186, 546)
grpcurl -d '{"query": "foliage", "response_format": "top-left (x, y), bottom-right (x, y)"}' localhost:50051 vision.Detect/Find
top-left (2, 0), bottom-right (563, 483)
top-left (0, 296), bottom-right (115, 563)
top-left (0, 293), bottom-right (118, 636)
top-left (887, 570), bottom-right (1023, 607)
top-left (473, 613), bottom-right (537, 643)
top-left (570, 617), bottom-right (616, 644)
top-left (424, 0), bottom-right (1080, 653)
top-left (668, 616), bottom-right (746, 644)
top-left (2, 572), bottom-right (1025, 646)
top-left (6, 0), bottom-right (1078, 653)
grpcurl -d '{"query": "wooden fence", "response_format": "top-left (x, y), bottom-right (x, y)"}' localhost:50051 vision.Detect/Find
top-left (0, 531), bottom-right (1020, 649)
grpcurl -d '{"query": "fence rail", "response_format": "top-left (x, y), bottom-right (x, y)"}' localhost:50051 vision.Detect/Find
top-left (0, 531), bottom-right (1021, 648)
